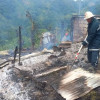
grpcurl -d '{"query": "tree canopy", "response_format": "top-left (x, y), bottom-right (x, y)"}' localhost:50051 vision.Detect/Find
top-left (0, 0), bottom-right (100, 50)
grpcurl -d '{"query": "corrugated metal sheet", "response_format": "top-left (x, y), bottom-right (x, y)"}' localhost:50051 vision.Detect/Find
top-left (58, 68), bottom-right (100, 100)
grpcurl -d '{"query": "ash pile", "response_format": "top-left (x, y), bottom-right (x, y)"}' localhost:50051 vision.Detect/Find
top-left (0, 42), bottom-right (100, 100)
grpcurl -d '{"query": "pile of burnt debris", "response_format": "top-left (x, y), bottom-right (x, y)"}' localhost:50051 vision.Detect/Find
top-left (0, 43), bottom-right (100, 100)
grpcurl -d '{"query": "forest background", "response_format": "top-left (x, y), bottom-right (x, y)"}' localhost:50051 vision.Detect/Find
top-left (0, 0), bottom-right (100, 51)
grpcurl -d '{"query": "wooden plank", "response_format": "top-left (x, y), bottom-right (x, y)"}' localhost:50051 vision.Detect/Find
top-left (0, 63), bottom-right (9, 69)
top-left (60, 41), bottom-right (72, 44)
top-left (0, 60), bottom-right (9, 66)
top-left (35, 66), bottom-right (68, 78)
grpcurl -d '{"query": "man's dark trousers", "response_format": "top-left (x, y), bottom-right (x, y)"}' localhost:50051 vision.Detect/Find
top-left (87, 49), bottom-right (99, 68)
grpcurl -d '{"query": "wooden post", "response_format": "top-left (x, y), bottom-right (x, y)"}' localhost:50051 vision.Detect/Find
top-left (18, 26), bottom-right (22, 65)
top-left (12, 46), bottom-right (18, 64)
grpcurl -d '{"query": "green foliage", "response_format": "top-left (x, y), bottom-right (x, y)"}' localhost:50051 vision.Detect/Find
top-left (0, 0), bottom-right (100, 51)
top-left (0, 38), bottom-right (18, 51)
top-left (22, 36), bottom-right (31, 48)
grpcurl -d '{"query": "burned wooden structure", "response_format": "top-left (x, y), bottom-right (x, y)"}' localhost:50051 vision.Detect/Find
top-left (0, 42), bottom-right (100, 100)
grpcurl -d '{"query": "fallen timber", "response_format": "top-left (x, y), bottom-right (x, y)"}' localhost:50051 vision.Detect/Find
top-left (0, 60), bottom-right (9, 68)
top-left (34, 66), bottom-right (69, 78)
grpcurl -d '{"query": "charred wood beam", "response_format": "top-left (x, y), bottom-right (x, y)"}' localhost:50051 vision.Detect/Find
top-left (12, 46), bottom-right (18, 64)
top-left (18, 26), bottom-right (22, 66)
top-left (0, 60), bottom-right (9, 66)
top-left (0, 60), bottom-right (9, 69)
top-left (34, 66), bottom-right (68, 78)
top-left (0, 63), bottom-right (9, 69)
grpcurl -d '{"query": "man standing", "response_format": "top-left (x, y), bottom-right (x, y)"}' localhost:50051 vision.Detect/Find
top-left (82, 11), bottom-right (100, 70)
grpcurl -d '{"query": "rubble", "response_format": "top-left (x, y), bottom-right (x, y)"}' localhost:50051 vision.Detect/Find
top-left (0, 66), bottom-right (65, 100)
top-left (0, 42), bottom-right (100, 100)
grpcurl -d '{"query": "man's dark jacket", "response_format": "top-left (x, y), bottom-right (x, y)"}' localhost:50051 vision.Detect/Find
top-left (86, 17), bottom-right (100, 49)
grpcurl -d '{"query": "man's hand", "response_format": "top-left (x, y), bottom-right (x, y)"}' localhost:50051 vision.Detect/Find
top-left (82, 41), bottom-right (88, 46)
